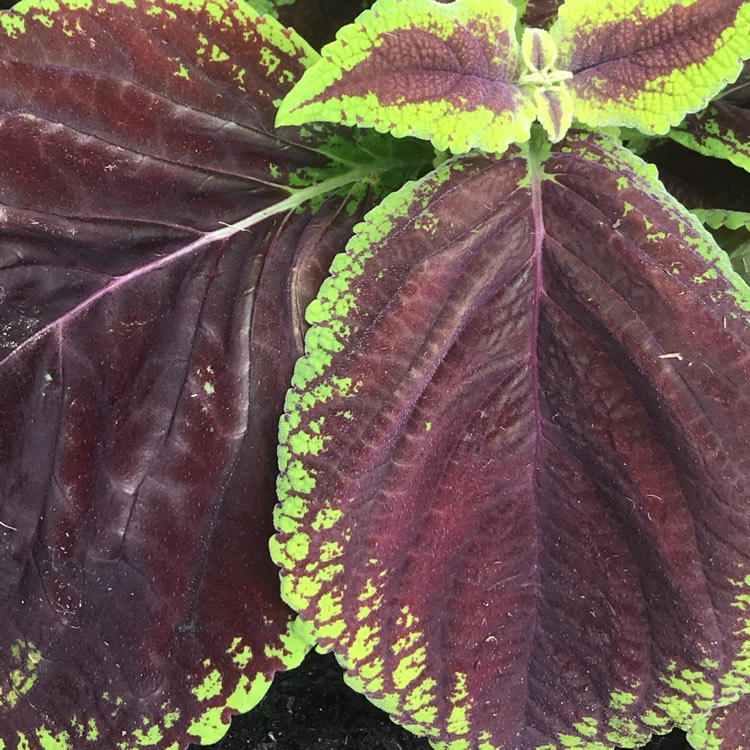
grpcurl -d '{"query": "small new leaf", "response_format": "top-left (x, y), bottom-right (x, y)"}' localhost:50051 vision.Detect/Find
top-left (520, 28), bottom-right (573, 140)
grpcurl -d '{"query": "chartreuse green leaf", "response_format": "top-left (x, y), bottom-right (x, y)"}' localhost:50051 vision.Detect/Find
top-left (693, 208), bottom-right (750, 233)
top-left (272, 129), bottom-right (750, 749)
top-left (551, 0), bottom-right (750, 135)
top-left (276, 0), bottom-right (537, 153)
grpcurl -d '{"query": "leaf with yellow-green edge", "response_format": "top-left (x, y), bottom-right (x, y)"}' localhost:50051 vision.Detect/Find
top-left (550, 0), bottom-right (750, 135)
top-left (667, 63), bottom-right (750, 174)
top-left (272, 129), bottom-right (750, 749)
top-left (275, 0), bottom-right (537, 154)
top-left (521, 27), bottom-right (573, 141)
top-left (276, 0), bottom-right (750, 158)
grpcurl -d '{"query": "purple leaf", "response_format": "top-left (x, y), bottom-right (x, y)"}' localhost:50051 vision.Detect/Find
top-left (644, 141), bottom-right (750, 210)
top-left (273, 131), bottom-right (750, 749)
top-left (0, 0), bottom-right (377, 746)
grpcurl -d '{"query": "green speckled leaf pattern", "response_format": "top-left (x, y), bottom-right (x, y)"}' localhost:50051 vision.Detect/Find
top-left (272, 131), bottom-right (750, 749)
top-left (670, 100), bottom-right (750, 174)
top-left (690, 694), bottom-right (750, 749)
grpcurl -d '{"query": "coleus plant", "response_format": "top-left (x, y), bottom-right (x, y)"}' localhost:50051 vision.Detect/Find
top-left (0, 0), bottom-right (750, 750)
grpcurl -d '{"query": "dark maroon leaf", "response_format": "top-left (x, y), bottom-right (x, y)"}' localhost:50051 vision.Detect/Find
top-left (273, 131), bottom-right (750, 749)
top-left (0, 0), bottom-right (381, 747)
top-left (521, 0), bottom-right (562, 30)
top-left (666, 59), bottom-right (750, 176)
top-left (274, 0), bottom-right (374, 49)
top-left (645, 141), bottom-right (750, 210)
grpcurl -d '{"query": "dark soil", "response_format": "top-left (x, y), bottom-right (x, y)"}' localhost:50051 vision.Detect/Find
top-left (206, 651), bottom-right (432, 750)
top-left (207, 651), bottom-right (694, 750)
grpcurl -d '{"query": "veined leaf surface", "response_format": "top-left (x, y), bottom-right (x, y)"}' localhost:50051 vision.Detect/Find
top-left (551, 0), bottom-right (750, 134)
top-left (273, 131), bottom-right (750, 749)
top-left (276, 0), bottom-right (537, 154)
top-left (277, 0), bottom-right (750, 156)
top-left (0, 0), bottom-right (412, 746)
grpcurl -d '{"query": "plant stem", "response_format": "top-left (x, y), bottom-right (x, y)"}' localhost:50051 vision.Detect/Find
top-left (207, 165), bottom-right (376, 243)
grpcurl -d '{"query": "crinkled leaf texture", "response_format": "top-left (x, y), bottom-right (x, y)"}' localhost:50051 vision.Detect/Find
top-left (273, 130), bottom-right (750, 750)
top-left (0, 0), bottom-right (396, 747)
top-left (551, 0), bottom-right (750, 134)
top-left (277, 0), bottom-right (536, 154)
top-left (276, 0), bottom-right (750, 154)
